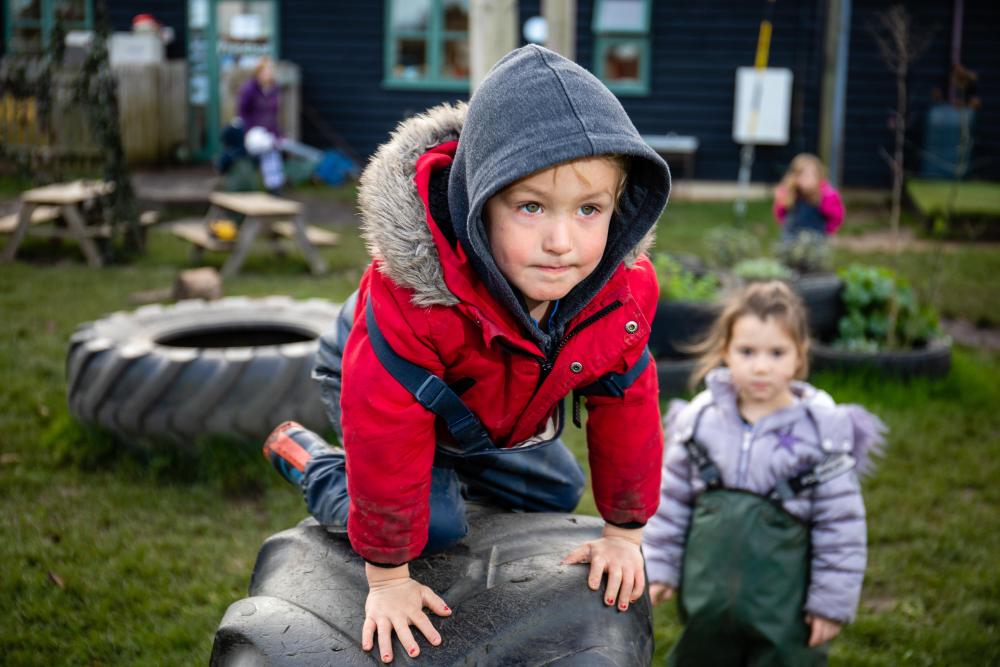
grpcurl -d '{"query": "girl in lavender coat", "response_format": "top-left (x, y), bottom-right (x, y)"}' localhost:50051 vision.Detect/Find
top-left (644, 281), bottom-right (885, 665)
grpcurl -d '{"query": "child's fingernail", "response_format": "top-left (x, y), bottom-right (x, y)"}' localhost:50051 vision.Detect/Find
top-left (409, 647), bottom-right (418, 656)
top-left (619, 603), bottom-right (628, 610)
top-left (383, 654), bottom-right (391, 662)
top-left (606, 597), bottom-right (614, 604)
top-left (443, 605), bottom-right (450, 611)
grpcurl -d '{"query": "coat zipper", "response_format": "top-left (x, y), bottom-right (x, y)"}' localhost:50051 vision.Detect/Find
top-left (535, 300), bottom-right (624, 390)
top-left (737, 428), bottom-right (753, 486)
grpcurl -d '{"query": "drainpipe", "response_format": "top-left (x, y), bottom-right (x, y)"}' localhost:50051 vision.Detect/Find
top-left (818, 0), bottom-right (851, 188)
top-left (948, 0), bottom-right (964, 104)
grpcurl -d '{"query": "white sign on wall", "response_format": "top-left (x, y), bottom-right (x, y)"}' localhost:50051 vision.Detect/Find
top-left (732, 67), bottom-right (793, 145)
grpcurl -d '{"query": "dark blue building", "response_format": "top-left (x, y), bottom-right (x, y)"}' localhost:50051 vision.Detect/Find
top-left (2, 0), bottom-right (997, 186)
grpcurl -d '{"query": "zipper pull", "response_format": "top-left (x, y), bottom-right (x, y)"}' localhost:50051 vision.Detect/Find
top-left (572, 391), bottom-right (583, 428)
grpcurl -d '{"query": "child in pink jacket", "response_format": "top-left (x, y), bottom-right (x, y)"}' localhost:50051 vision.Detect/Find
top-left (773, 153), bottom-right (844, 238)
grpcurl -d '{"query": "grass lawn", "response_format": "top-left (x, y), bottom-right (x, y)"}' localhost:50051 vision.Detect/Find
top-left (1, 199), bottom-right (998, 665)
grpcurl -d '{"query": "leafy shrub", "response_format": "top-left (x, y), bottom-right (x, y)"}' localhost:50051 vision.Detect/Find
top-left (775, 230), bottom-right (832, 274)
top-left (654, 254), bottom-right (720, 302)
top-left (834, 264), bottom-right (941, 351)
top-left (704, 226), bottom-right (761, 268)
top-left (732, 257), bottom-right (794, 282)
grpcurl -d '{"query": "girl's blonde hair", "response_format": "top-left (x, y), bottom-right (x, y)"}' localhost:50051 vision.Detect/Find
top-left (688, 280), bottom-right (811, 389)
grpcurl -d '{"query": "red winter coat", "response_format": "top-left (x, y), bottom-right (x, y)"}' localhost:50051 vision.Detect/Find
top-left (340, 105), bottom-right (664, 565)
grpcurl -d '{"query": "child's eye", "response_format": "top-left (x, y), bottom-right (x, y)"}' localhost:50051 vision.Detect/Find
top-left (578, 204), bottom-right (599, 216)
top-left (519, 202), bottom-right (542, 214)
top-left (771, 349), bottom-right (786, 358)
top-left (738, 347), bottom-right (754, 357)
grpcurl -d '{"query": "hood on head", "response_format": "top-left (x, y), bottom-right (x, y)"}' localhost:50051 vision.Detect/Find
top-left (449, 45), bottom-right (671, 346)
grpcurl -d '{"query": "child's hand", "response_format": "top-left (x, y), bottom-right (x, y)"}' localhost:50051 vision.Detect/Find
top-left (363, 563), bottom-right (451, 663)
top-left (562, 524), bottom-right (645, 611)
top-left (804, 613), bottom-right (842, 647)
top-left (648, 582), bottom-right (674, 606)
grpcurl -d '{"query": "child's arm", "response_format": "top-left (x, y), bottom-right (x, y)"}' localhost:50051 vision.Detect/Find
top-left (642, 425), bottom-right (697, 601)
top-left (819, 182), bottom-right (845, 234)
top-left (805, 465), bottom-right (867, 627)
top-left (362, 563), bottom-right (451, 663)
top-left (773, 184), bottom-right (790, 225)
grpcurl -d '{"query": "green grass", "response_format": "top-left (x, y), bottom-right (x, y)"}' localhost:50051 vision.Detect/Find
top-left (1, 200), bottom-right (998, 664)
top-left (907, 179), bottom-right (1000, 217)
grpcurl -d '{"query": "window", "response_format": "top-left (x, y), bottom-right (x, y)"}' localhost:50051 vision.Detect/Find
top-left (5, 0), bottom-right (93, 54)
top-left (384, 0), bottom-right (469, 90)
top-left (593, 0), bottom-right (651, 96)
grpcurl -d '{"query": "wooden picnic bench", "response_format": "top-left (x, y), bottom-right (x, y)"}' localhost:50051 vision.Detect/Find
top-left (1, 180), bottom-right (116, 267)
top-left (172, 191), bottom-right (333, 277)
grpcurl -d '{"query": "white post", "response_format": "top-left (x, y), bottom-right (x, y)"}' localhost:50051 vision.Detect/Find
top-left (543, 0), bottom-right (576, 61)
top-left (470, 0), bottom-right (519, 91)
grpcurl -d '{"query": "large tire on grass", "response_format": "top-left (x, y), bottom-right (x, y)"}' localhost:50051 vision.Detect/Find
top-left (792, 273), bottom-right (844, 340)
top-left (810, 337), bottom-right (952, 379)
top-left (656, 356), bottom-right (699, 398)
top-left (211, 508), bottom-right (653, 666)
top-left (66, 297), bottom-right (341, 445)
top-left (649, 299), bottom-right (721, 358)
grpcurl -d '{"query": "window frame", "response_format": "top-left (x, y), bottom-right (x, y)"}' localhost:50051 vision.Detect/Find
top-left (592, 0), bottom-right (652, 97)
top-left (4, 0), bottom-right (94, 54)
top-left (383, 0), bottom-right (470, 92)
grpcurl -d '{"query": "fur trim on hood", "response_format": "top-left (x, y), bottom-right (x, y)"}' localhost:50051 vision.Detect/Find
top-left (357, 101), bottom-right (658, 308)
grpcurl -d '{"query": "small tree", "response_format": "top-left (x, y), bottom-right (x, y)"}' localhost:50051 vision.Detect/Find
top-left (869, 4), bottom-right (931, 255)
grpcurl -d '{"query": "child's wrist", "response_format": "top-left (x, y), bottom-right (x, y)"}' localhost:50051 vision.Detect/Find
top-left (602, 523), bottom-right (643, 546)
top-left (365, 562), bottom-right (410, 586)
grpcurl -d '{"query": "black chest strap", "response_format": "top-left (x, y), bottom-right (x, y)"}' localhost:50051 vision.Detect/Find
top-left (365, 295), bottom-right (493, 449)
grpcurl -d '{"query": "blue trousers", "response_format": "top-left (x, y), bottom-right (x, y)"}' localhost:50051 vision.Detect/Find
top-left (302, 438), bottom-right (585, 554)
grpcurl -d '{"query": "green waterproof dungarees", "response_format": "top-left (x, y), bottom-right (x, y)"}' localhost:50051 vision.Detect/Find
top-left (668, 410), bottom-right (856, 667)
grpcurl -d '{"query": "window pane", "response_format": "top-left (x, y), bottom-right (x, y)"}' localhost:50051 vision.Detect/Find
top-left (595, 0), bottom-right (647, 33)
top-left (603, 42), bottom-right (641, 81)
top-left (54, 0), bottom-right (87, 22)
top-left (11, 25), bottom-right (43, 51)
top-left (391, 0), bottom-right (430, 32)
top-left (442, 38), bottom-right (469, 79)
top-left (394, 38), bottom-right (427, 80)
top-left (442, 0), bottom-right (468, 31)
top-left (12, 0), bottom-right (41, 21)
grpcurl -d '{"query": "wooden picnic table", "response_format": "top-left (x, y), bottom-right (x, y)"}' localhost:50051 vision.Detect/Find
top-left (1, 180), bottom-right (115, 267)
top-left (182, 192), bottom-right (329, 278)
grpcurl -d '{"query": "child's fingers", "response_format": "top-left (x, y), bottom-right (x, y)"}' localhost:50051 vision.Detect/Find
top-left (630, 568), bottom-right (646, 602)
top-left (411, 610), bottom-right (442, 647)
top-left (421, 587), bottom-right (452, 618)
top-left (587, 555), bottom-right (608, 590)
top-left (376, 618), bottom-right (394, 663)
top-left (604, 564), bottom-right (623, 606)
top-left (561, 543), bottom-right (591, 565)
top-left (361, 617), bottom-right (377, 651)
top-left (617, 571), bottom-right (635, 610)
top-left (393, 621), bottom-right (420, 659)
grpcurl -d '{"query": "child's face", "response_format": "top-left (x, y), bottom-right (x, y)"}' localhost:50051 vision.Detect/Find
top-left (723, 314), bottom-right (801, 408)
top-left (795, 163), bottom-right (821, 194)
top-left (484, 157), bottom-right (618, 321)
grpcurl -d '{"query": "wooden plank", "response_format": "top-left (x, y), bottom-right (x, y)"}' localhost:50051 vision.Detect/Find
top-left (0, 206), bottom-right (61, 234)
top-left (271, 221), bottom-right (341, 247)
top-left (171, 221), bottom-right (233, 252)
top-left (209, 192), bottom-right (303, 217)
top-left (21, 180), bottom-right (114, 205)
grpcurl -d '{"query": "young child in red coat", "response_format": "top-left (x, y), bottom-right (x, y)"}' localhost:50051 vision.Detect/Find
top-left (264, 45), bottom-right (671, 663)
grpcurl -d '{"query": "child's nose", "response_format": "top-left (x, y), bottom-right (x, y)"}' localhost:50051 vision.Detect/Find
top-left (542, 217), bottom-right (573, 255)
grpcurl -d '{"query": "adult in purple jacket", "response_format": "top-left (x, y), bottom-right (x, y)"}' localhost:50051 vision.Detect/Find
top-left (643, 281), bottom-right (886, 666)
top-left (237, 56), bottom-right (280, 138)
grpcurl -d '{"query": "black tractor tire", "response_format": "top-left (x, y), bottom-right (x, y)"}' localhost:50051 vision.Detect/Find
top-left (792, 273), bottom-right (844, 340)
top-left (66, 296), bottom-right (341, 445)
top-left (810, 337), bottom-right (952, 379)
top-left (211, 509), bottom-right (654, 666)
top-left (656, 356), bottom-right (699, 398)
top-left (649, 299), bottom-right (721, 358)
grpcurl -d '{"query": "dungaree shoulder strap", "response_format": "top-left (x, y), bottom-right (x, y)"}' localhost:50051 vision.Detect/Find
top-left (570, 347), bottom-right (652, 427)
top-left (682, 403), bottom-right (724, 490)
top-left (364, 295), bottom-right (493, 449)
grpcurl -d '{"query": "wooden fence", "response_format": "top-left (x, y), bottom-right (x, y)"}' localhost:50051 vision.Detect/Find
top-left (0, 61), bottom-right (187, 167)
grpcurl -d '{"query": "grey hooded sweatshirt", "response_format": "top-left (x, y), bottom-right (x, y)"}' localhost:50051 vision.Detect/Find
top-left (448, 45), bottom-right (671, 351)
